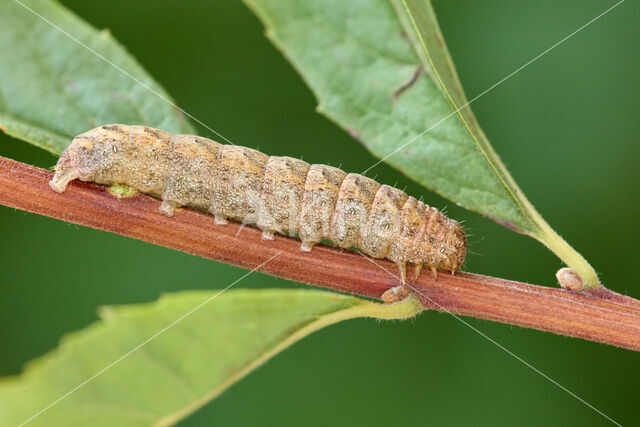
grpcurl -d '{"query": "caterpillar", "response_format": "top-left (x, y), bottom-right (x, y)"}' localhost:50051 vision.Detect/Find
top-left (50, 125), bottom-right (466, 290)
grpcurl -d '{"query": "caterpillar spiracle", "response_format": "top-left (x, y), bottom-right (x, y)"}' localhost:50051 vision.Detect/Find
top-left (50, 125), bottom-right (466, 290)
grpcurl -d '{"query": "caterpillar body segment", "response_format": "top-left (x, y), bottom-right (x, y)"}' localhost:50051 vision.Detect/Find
top-left (212, 145), bottom-right (267, 225)
top-left (330, 174), bottom-right (380, 250)
top-left (258, 156), bottom-right (310, 238)
top-left (164, 133), bottom-right (221, 214)
top-left (298, 164), bottom-right (347, 251)
top-left (51, 124), bottom-right (467, 284)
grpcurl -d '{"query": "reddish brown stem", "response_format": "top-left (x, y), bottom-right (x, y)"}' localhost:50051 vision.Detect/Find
top-left (1, 156), bottom-right (639, 351)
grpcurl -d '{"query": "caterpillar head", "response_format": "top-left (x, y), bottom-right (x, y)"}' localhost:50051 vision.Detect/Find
top-left (435, 220), bottom-right (467, 273)
top-left (49, 132), bottom-right (101, 193)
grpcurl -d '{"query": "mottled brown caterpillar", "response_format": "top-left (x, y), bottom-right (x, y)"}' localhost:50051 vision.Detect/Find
top-left (50, 125), bottom-right (466, 287)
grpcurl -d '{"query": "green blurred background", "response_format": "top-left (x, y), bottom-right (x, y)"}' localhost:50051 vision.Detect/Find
top-left (1, 0), bottom-right (638, 425)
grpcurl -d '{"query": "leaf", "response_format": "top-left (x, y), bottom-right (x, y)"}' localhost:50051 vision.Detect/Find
top-left (0, 289), bottom-right (422, 426)
top-left (244, 0), bottom-right (599, 288)
top-left (0, 0), bottom-right (193, 155)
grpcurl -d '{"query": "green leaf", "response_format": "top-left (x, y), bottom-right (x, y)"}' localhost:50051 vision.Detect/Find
top-left (0, 0), bottom-right (193, 155)
top-left (0, 289), bottom-right (422, 426)
top-left (244, 0), bottom-right (599, 288)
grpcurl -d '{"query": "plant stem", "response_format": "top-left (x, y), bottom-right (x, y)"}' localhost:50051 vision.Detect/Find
top-left (1, 156), bottom-right (638, 351)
